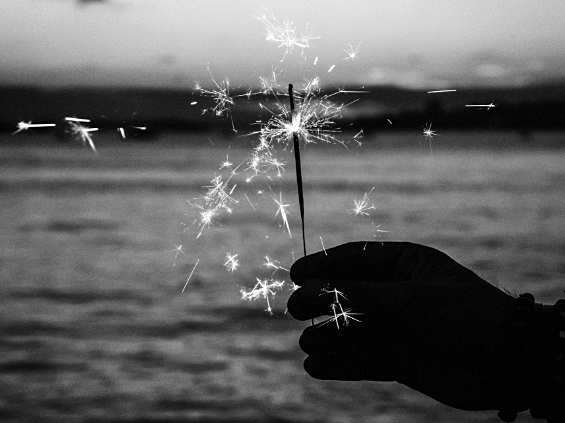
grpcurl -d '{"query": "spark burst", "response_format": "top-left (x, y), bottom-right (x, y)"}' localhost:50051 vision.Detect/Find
top-left (240, 278), bottom-right (285, 314)
top-left (352, 187), bottom-right (375, 216)
top-left (257, 12), bottom-right (318, 60)
top-left (66, 118), bottom-right (98, 153)
top-left (343, 41), bottom-right (362, 61)
top-left (263, 255), bottom-right (289, 274)
top-left (224, 253), bottom-right (239, 272)
top-left (320, 287), bottom-right (362, 329)
top-left (12, 121), bottom-right (56, 134)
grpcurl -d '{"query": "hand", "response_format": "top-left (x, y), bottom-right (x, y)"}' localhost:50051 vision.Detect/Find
top-left (287, 242), bottom-right (541, 415)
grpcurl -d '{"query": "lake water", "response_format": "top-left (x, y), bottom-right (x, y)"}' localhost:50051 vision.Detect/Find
top-left (1, 131), bottom-right (564, 422)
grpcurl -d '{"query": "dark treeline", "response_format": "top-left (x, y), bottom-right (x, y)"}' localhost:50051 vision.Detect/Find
top-left (1, 84), bottom-right (564, 138)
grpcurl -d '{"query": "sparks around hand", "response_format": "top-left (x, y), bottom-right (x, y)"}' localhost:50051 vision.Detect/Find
top-left (240, 278), bottom-right (285, 314)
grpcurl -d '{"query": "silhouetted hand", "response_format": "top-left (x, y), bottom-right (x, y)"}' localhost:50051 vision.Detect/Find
top-left (287, 242), bottom-right (544, 417)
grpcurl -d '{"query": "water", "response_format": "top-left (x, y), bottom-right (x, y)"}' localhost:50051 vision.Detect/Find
top-left (1, 131), bottom-right (564, 422)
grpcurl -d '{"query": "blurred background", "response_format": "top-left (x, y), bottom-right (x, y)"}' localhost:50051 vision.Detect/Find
top-left (1, 1), bottom-right (565, 422)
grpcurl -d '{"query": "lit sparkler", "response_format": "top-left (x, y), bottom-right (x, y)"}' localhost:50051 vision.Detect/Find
top-left (12, 121), bottom-right (56, 135)
top-left (352, 187), bottom-right (375, 216)
top-left (240, 277), bottom-right (285, 314)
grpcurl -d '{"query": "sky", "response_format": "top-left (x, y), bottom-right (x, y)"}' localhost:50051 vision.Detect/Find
top-left (1, 0), bottom-right (565, 89)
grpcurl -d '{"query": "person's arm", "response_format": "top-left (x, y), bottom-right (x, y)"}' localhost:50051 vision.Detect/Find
top-left (286, 241), bottom-right (565, 422)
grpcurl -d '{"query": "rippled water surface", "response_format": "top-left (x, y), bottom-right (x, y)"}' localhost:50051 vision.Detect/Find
top-left (1, 131), bottom-right (564, 422)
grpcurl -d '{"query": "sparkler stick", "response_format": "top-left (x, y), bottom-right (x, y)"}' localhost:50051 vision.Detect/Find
top-left (288, 83), bottom-right (307, 257)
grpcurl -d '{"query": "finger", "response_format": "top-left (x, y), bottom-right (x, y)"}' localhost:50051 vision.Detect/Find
top-left (304, 351), bottom-right (396, 382)
top-left (299, 321), bottom-right (360, 355)
top-left (290, 241), bottom-right (467, 286)
top-left (287, 278), bottom-right (411, 322)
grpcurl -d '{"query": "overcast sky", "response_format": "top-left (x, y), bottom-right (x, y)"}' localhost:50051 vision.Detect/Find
top-left (1, 0), bottom-right (565, 89)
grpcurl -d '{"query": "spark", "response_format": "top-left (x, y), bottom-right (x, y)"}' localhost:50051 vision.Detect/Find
top-left (243, 193), bottom-right (256, 210)
top-left (387, 119), bottom-right (392, 124)
top-left (271, 190), bottom-right (292, 237)
top-left (465, 102), bottom-right (496, 109)
top-left (353, 129), bottom-right (364, 140)
top-left (67, 121), bottom-right (98, 153)
top-left (263, 255), bottom-right (289, 274)
top-left (328, 64), bottom-right (335, 73)
top-left (118, 127), bottom-right (126, 139)
top-left (224, 253), bottom-right (239, 272)
top-left (258, 69), bottom-right (280, 95)
top-left (343, 41), bottom-right (362, 61)
top-left (320, 236), bottom-right (327, 255)
top-left (195, 67), bottom-right (235, 117)
top-left (169, 244), bottom-right (186, 266)
top-left (191, 101), bottom-right (198, 105)
top-left (12, 121), bottom-right (56, 134)
top-left (65, 117), bottom-right (90, 123)
top-left (182, 259), bottom-right (200, 293)
top-left (320, 306), bottom-right (363, 329)
top-left (427, 89), bottom-right (456, 93)
top-left (422, 123), bottom-right (437, 155)
top-left (257, 12), bottom-right (318, 60)
top-left (130, 126), bottom-right (147, 130)
top-left (352, 187), bottom-right (375, 216)
top-left (240, 278), bottom-right (285, 314)
top-left (219, 155), bottom-right (233, 169)
top-left (314, 56), bottom-right (318, 65)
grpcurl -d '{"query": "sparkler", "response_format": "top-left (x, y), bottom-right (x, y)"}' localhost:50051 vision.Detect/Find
top-left (288, 84), bottom-right (306, 256)
top-left (240, 277), bottom-right (285, 314)
top-left (12, 121), bottom-right (56, 135)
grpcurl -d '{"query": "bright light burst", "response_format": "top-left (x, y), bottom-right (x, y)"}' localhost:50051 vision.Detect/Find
top-left (320, 286), bottom-right (362, 329)
top-left (352, 187), bottom-right (375, 216)
top-left (257, 12), bottom-right (319, 60)
top-left (224, 253), bottom-right (239, 272)
top-left (12, 121), bottom-right (56, 135)
top-left (252, 80), bottom-right (353, 149)
top-left (240, 277), bottom-right (285, 314)
top-left (423, 123), bottom-right (437, 140)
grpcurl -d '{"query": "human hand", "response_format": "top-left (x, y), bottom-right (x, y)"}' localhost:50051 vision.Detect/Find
top-left (287, 242), bottom-right (542, 417)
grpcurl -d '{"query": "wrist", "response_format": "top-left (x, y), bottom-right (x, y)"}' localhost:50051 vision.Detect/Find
top-left (505, 294), bottom-right (565, 423)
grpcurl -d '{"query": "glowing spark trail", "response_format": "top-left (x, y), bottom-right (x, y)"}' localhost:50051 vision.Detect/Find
top-left (319, 287), bottom-right (362, 329)
top-left (466, 102), bottom-right (496, 109)
top-left (182, 258), bottom-right (200, 293)
top-left (169, 245), bottom-right (186, 266)
top-left (320, 236), bottom-right (327, 255)
top-left (224, 253), bottom-right (239, 272)
top-left (328, 65), bottom-right (335, 73)
top-left (352, 187), bottom-right (375, 216)
top-left (13, 121), bottom-right (56, 134)
top-left (65, 117), bottom-right (90, 123)
top-left (271, 190), bottom-right (293, 237)
top-left (427, 89), bottom-right (456, 93)
top-left (240, 278), bottom-right (285, 314)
